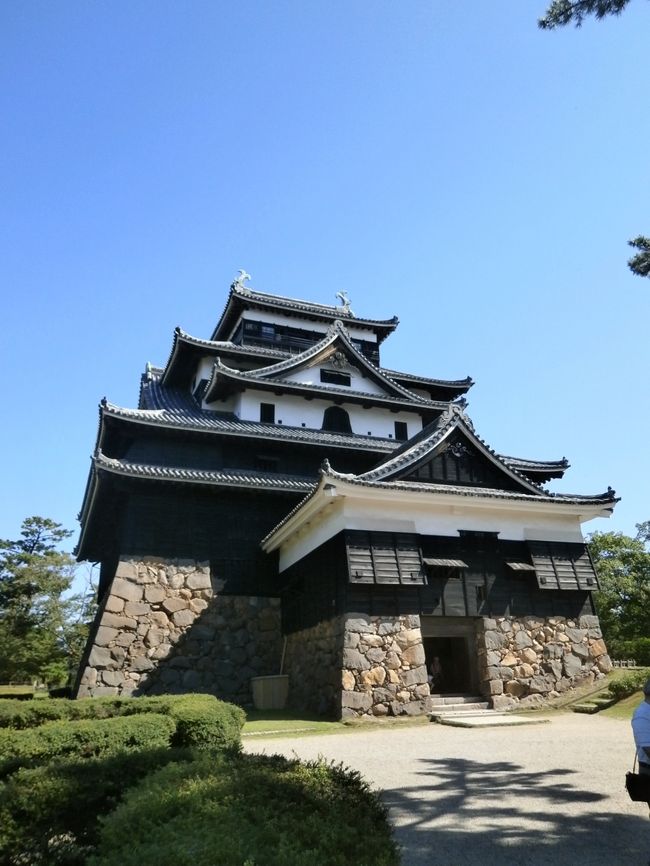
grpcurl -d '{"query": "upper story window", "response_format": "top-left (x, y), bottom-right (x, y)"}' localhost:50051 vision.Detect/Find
top-left (260, 402), bottom-right (275, 423)
top-left (320, 369), bottom-right (351, 387)
top-left (322, 406), bottom-right (352, 434)
top-left (394, 421), bottom-right (408, 441)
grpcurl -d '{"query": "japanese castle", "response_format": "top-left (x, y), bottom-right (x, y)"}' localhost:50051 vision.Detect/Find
top-left (75, 275), bottom-right (617, 716)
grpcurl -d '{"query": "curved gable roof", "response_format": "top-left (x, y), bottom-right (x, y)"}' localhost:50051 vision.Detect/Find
top-left (210, 283), bottom-right (399, 342)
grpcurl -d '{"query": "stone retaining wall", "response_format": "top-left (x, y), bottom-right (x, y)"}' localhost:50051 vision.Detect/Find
top-left (341, 613), bottom-right (431, 718)
top-left (479, 614), bottom-right (612, 710)
top-left (283, 617), bottom-right (343, 716)
top-left (76, 556), bottom-right (282, 704)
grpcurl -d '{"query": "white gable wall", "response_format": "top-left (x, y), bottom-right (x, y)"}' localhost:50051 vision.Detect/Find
top-left (286, 364), bottom-right (387, 396)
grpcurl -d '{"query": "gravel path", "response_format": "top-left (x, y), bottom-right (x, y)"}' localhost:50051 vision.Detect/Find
top-left (244, 712), bottom-right (650, 866)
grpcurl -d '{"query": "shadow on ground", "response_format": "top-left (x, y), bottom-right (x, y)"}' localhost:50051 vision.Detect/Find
top-left (382, 757), bottom-right (650, 866)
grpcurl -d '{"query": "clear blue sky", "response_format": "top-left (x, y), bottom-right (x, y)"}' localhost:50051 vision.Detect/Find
top-left (1, 0), bottom-right (649, 554)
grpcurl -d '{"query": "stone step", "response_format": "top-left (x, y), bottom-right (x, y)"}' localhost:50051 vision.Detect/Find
top-left (429, 702), bottom-right (490, 714)
top-left (428, 694), bottom-right (485, 707)
top-left (432, 711), bottom-right (550, 728)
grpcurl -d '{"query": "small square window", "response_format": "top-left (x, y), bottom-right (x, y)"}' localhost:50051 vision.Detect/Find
top-left (260, 403), bottom-right (275, 423)
top-left (394, 421), bottom-right (408, 441)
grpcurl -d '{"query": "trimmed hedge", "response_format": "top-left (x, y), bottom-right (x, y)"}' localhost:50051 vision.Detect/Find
top-left (89, 753), bottom-right (400, 866)
top-left (0, 694), bottom-right (246, 748)
top-left (0, 748), bottom-right (193, 866)
top-left (608, 668), bottom-right (650, 700)
top-left (0, 713), bottom-right (177, 776)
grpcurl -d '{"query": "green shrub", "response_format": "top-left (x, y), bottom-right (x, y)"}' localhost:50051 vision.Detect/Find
top-left (0, 713), bottom-right (176, 776)
top-left (169, 695), bottom-right (245, 750)
top-left (609, 638), bottom-right (650, 667)
top-left (89, 752), bottom-right (399, 866)
top-left (0, 748), bottom-right (192, 866)
top-left (608, 668), bottom-right (650, 700)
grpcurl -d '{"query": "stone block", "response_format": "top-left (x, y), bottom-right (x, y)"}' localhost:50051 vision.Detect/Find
top-left (115, 560), bottom-right (138, 580)
top-left (484, 631), bottom-right (506, 650)
top-left (162, 597), bottom-right (188, 614)
top-left (88, 646), bottom-right (113, 668)
top-left (571, 643), bottom-right (590, 660)
top-left (543, 644), bottom-right (563, 659)
top-left (488, 679), bottom-right (504, 695)
top-left (519, 693), bottom-right (545, 708)
top-left (394, 628), bottom-right (421, 647)
top-left (79, 666), bottom-right (98, 686)
top-left (492, 695), bottom-right (518, 711)
top-left (483, 618), bottom-right (497, 631)
top-left (596, 654), bottom-right (613, 673)
top-left (565, 628), bottom-right (587, 643)
top-left (563, 653), bottom-right (583, 678)
top-left (360, 666), bottom-right (387, 687)
top-left (95, 626), bottom-right (119, 647)
top-left (341, 690), bottom-right (373, 712)
top-left (145, 585), bottom-right (166, 604)
top-left (144, 626), bottom-right (166, 648)
top-left (151, 643), bottom-right (173, 660)
top-left (124, 601), bottom-right (151, 617)
top-left (342, 670), bottom-right (356, 690)
top-left (190, 598), bottom-right (209, 614)
top-left (504, 680), bottom-right (526, 697)
top-left (372, 703), bottom-right (389, 716)
top-left (186, 572), bottom-right (212, 591)
top-left (104, 596), bottom-right (124, 613)
top-left (92, 686), bottom-right (119, 697)
top-left (498, 666), bottom-right (515, 681)
top-left (402, 664), bottom-right (428, 687)
top-left (501, 653), bottom-right (517, 666)
top-left (101, 612), bottom-right (137, 630)
top-left (378, 621), bottom-right (402, 636)
top-left (172, 608), bottom-right (196, 628)
top-left (402, 644), bottom-right (425, 666)
top-left (498, 620), bottom-right (512, 633)
top-left (345, 616), bottom-right (373, 634)
top-left (589, 639), bottom-right (607, 658)
top-left (131, 656), bottom-right (155, 672)
top-left (361, 634), bottom-right (384, 648)
top-left (111, 577), bottom-right (143, 602)
top-left (344, 631), bottom-right (360, 649)
top-left (101, 670), bottom-right (125, 687)
top-left (579, 615), bottom-right (600, 629)
top-left (520, 648), bottom-right (538, 664)
top-left (514, 631), bottom-right (533, 649)
top-left (528, 675), bottom-right (552, 694)
top-left (182, 670), bottom-right (202, 689)
top-left (343, 648), bottom-right (370, 671)
top-left (514, 663), bottom-right (534, 678)
top-left (487, 650), bottom-right (501, 666)
top-left (366, 647), bottom-right (387, 664)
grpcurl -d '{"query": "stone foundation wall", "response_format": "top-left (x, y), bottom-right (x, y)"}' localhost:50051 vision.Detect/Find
top-left (76, 556), bottom-right (282, 704)
top-left (283, 617), bottom-right (343, 716)
top-left (341, 614), bottom-right (431, 719)
top-left (479, 614), bottom-right (612, 710)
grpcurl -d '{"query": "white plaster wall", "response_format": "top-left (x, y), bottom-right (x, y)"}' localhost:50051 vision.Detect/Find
top-left (287, 364), bottom-right (387, 396)
top-left (277, 491), bottom-right (590, 571)
top-left (233, 309), bottom-right (380, 344)
top-left (230, 388), bottom-right (423, 439)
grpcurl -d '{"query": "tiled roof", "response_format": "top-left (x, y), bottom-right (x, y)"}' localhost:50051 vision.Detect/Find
top-left (215, 319), bottom-right (439, 404)
top-left (262, 466), bottom-right (619, 547)
top-left (93, 451), bottom-right (315, 492)
top-left (380, 368), bottom-right (473, 392)
top-left (324, 466), bottom-right (618, 505)
top-left (210, 283), bottom-right (399, 342)
top-left (356, 406), bottom-right (550, 496)
top-left (204, 363), bottom-right (449, 410)
top-left (500, 455), bottom-right (569, 475)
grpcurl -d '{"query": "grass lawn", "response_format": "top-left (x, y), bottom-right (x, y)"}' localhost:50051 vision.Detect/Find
top-left (242, 709), bottom-right (431, 738)
top-left (242, 709), bottom-right (348, 737)
top-left (601, 690), bottom-right (643, 721)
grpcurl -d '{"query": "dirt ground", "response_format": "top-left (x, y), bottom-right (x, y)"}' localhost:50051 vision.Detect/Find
top-left (244, 711), bottom-right (650, 866)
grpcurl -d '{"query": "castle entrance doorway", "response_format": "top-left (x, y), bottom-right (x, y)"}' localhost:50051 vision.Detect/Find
top-left (420, 617), bottom-right (479, 695)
